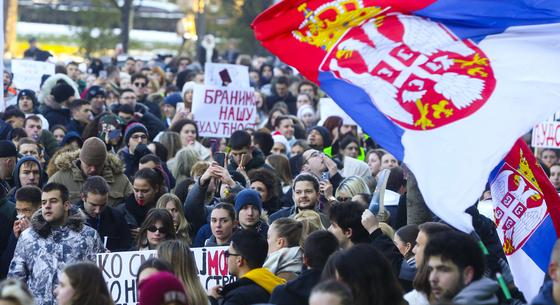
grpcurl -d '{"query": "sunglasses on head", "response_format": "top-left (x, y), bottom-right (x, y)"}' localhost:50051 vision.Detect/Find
top-left (147, 226), bottom-right (167, 234)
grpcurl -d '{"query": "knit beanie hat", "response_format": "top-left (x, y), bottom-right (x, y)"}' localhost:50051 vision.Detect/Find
top-left (79, 137), bottom-right (107, 166)
top-left (272, 131), bottom-right (290, 151)
top-left (138, 272), bottom-right (187, 305)
top-left (124, 122), bottom-right (148, 145)
top-left (0, 140), bottom-right (17, 158)
top-left (17, 89), bottom-right (38, 105)
top-left (51, 82), bottom-right (76, 103)
top-left (86, 85), bottom-right (106, 100)
top-left (163, 92), bottom-right (182, 108)
top-left (234, 189), bottom-right (263, 214)
top-left (311, 126), bottom-right (332, 148)
top-left (297, 104), bottom-right (315, 120)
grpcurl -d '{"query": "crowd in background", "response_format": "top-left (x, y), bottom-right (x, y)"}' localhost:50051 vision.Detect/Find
top-left (1, 43), bottom-right (560, 305)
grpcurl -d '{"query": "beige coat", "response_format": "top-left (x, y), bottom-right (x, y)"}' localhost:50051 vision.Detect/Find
top-left (48, 150), bottom-right (133, 206)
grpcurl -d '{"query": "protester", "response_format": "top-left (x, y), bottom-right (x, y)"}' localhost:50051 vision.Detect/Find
top-left (7, 156), bottom-right (43, 202)
top-left (308, 280), bottom-right (353, 305)
top-left (205, 203), bottom-right (237, 247)
top-left (138, 271), bottom-right (188, 305)
top-left (247, 168), bottom-right (283, 214)
top-left (424, 230), bottom-right (498, 305)
top-left (235, 189), bottom-right (269, 237)
top-left (169, 119), bottom-right (211, 160)
top-left (157, 240), bottom-right (208, 305)
top-left (135, 208), bottom-right (176, 250)
top-left (207, 229), bottom-right (286, 305)
top-left (156, 194), bottom-right (191, 244)
top-left (265, 218), bottom-right (304, 280)
top-left (228, 130), bottom-right (271, 172)
top-left (0, 140), bottom-right (18, 192)
top-left (78, 176), bottom-right (132, 251)
top-left (54, 262), bottom-right (115, 305)
top-left (49, 137), bottom-right (133, 205)
top-left (8, 183), bottom-right (104, 305)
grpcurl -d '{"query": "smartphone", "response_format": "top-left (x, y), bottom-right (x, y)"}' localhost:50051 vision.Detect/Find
top-left (320, 171), bottom-right (330, 181)
top-left (214, 152), bottom-right (226, 167)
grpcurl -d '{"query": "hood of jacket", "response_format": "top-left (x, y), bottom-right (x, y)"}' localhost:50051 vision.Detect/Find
top-left (242, 267), bottom-right (286, 294)
top-left (452, 277), bottom-right (499, 305)
top-left (13, 156), bottom-right (43, 189)
top-left (31, 206), bottom-right (87, 238)
top-left (264, 246), bottom-right (303, 275)
top-left (52, 149), bottom-right (124, 181)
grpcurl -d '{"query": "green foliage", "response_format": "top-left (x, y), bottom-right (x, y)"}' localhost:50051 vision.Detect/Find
top-left (72, 0), bottom-right (120, 56)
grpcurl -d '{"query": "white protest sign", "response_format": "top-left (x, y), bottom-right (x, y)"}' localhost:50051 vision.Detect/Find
top-left (532, 121), bottom-right (560, 149)
top-left (204, 63), bottom-right (250, 88)
top-left (192, 84), bottom-right (257, 138)
top-left (11, 59), bottom-right (55, 92)
top-left (97, 247), bottom-right (233, 305)
top-left (318, 97), bottom-right (357, 126)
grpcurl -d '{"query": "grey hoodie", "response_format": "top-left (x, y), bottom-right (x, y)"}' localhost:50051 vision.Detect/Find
top-left (453, 277), bottom-right (500, 305)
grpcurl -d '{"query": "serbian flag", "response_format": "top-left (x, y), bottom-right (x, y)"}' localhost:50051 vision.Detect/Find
top-left (489, 139), bottom-right (560, 300)
top-left (252, 0), bottom-right (560, 232)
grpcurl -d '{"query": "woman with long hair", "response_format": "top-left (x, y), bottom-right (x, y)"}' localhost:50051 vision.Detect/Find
top-left (266, 154), bottom-right (293, 194)
top-left (116, 168), bottom-right (166, 240)
top-left (54, 262), bottom-right (115, 305)
top-left (136, 208), bottom-right (176, 250)
top-left (335, 176), bottom-right (371, 202)
top-left (157, 194), bottom-right (191, 244)
top-left (159, 131), bottom-right (182, 162)
top-left (327, 244), bottom-right (406, 305)
top-left (170, 119), bottom-right (210, 160)
top-left (157, 240), bottom-right (209, 305)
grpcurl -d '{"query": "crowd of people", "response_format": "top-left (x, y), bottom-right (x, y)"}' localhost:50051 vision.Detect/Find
top-left (1, 45), bottom-right (560, 305)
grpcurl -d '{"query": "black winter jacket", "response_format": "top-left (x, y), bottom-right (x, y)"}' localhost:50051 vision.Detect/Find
top-left (269, 269), bottom-right (321, 305)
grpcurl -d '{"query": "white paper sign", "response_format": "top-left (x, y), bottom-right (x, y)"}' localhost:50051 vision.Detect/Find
top-left (97, 247), bottom-right (233, 305)
top-left (204, 63), bottom-right (250, 88)
top-left (318, 97), bottom-right (357, 126)
top-left (192, 84), bottom-right (257, 138)
top-left (532, 121), bottom-right (560, 149)
top-left (11, 59), bottom-right (55, 92)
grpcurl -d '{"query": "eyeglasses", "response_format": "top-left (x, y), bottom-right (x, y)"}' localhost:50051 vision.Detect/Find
top-left (134, 82), bottom-right (147, 88)
top-left (147, 226), bottom-right (167, 234)
top-left (131, 134), bottom-right (147, 140)
top-left (224, 250), bottom-right (241, 258)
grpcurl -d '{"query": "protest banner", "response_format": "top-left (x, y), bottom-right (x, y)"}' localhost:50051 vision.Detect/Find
top-left (532, 121), bottom-right (560, 149)
top-left (97, 246), bottom-right (233, 305)
top-left (192, 84), bottom-right (257, 138)
top-left (11, 59), bottom-right (55, 92)
top-left (318, 97), bottom-right (357, 126)
top-left (204, 63), bottom-right (250, 88)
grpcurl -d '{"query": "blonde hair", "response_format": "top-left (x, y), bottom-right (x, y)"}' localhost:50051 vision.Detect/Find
top-left (293, 210), bottom-right (325, 245)
top-left (157, 240), bottom-right (208, 305)
top-left (379, 222), bottom-right (395, 240)
top-left (0, 279), bottom-right (34, 305)
top-left (156, 194), bottom-right (191, 245)
top-left (271, 218), bottom-right (304, 249)
top-left (190, 161), bottom-right (211, 178)
top-left (172, 147), bottom-right (200, 184)
top-left (335, 176), bottom-right (370, 199)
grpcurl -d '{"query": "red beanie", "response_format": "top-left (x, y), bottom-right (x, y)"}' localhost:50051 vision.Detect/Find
top-left (138, 272), bottom-right (188, 305)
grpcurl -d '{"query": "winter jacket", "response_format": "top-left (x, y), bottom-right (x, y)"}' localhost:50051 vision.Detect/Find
top-left (7, 156), bottom-right (44, 203)
top-left (39, 129), bottom-right (59, 159)
top-left (134, 103), bottom-right (165, 141)
top-left (0, 197), bottom-right (15, 255)
top-left (269, 268), bottom-right (322, 305)
top-left (41, 105), bottom-right (71, 127)
top-left (48, 150), bottom-right (133, 206)
top-left (369, 228), bottom-right (406, 285)
top-left (263, 247), bottom-right (303, 280)
top-left (8, 208), bottom-right (104, 305)
top-left (65, 118), bottom-right (86, 136)
top-left (77, 200), bottom-right (132, 252)
top-left (452, 277), bottom-right (499, 305)
top-left (115, 194), bottom-right (156, 229)
top-left (210, 268), bottom-right (286, 305)
top-left (531, 281), bottom-right (555, 305)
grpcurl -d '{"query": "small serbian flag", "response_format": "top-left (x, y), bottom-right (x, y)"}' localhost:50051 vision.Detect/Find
top-left (252, 0), bottom-right (560, 232)
top-left (489, 139), bottom-right (560, 300)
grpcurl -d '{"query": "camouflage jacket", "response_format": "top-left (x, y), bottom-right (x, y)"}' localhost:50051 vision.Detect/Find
top-left (8, 208), bottom-right (104, 305)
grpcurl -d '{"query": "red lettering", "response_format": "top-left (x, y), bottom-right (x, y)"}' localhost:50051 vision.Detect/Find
top-left (207, 251), bottom-right (220, 276)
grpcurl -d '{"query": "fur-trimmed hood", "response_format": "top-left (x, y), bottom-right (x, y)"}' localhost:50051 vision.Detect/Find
top-left (31, 207), bottom-right (86, 238)
top-left (38, 73), bottom-right (80, 104)
top-left (52, 149), bottom-right (125, 176)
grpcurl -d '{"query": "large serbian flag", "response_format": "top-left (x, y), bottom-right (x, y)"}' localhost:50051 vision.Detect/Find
top-left (489, 139), bottom-right (560, 300)
top-left (252, 0), bottom-right (560, 232)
